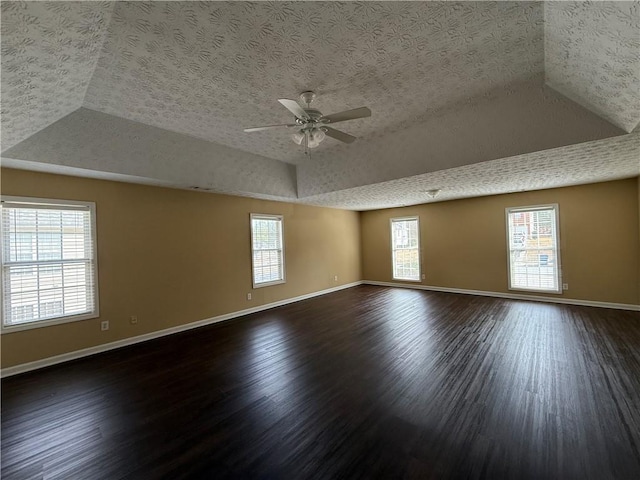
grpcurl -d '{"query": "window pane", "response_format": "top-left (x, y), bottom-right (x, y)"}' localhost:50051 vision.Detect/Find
top-left (1, 198), bottom-right (98, 327)
top-left (251, 215), bottom-right (284, 286)
top-left (507, 206), bottom-right (560, 293)
top-left (391, 218), bottom-right (420, 281)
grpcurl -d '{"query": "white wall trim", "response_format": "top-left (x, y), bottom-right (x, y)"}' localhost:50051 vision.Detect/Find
top-left (363, 280), bottom-right (640, 311)
top-left (4, 279), bottom-right (637, 377)
top-left (1, 281), bottom-right (363, 378)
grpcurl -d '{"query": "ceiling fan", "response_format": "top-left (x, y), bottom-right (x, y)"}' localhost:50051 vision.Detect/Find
top-left (244, 91), bottom-right (371, 155)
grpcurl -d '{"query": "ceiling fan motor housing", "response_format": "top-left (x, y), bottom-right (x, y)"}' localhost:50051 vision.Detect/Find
top-left (302, 109), bottom-right (323, 122)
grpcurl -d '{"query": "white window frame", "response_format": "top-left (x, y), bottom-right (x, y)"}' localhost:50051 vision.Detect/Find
top-left (250, 213), bottom-right (285, 288)
top-left (390, 216), bottom-right (421, 282)
top-left (1, 196), bottom-right (100, 333)
top-left (506, 204), bottom-right (562, 294)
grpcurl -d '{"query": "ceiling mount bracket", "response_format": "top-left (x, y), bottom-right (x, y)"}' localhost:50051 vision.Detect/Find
top-left (299, 91), bottom-right (316, 107)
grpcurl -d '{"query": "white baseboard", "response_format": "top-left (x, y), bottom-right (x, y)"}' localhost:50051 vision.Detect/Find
top-left (363, 280), bottom-right (640, 311)
top-left (4, 280), bottom-right (636, 377)
top-left (1, 281), bottom-right (363, 378)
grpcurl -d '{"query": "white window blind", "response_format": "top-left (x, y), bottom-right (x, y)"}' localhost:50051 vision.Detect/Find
top-left (250, 214), bottom-right (285, 288)
top-left (1, 196), bottom-right (99, 330)
top-left (391, 217), bottom-right (421, 281)
top-left (506, 204), bottom-right (561, 293)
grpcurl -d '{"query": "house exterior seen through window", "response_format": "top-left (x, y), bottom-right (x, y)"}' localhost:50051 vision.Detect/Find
top-left (506, 204), bottom-right (561, 293)
top-left (391, 217), bottom-right (421, 281)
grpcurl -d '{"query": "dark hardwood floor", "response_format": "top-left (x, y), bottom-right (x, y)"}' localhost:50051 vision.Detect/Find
top-left (2, 285), bottom-right (640, 479)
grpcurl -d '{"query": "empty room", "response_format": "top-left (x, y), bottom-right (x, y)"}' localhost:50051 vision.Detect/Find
top-left (1, 1), bottom-right (639, 479)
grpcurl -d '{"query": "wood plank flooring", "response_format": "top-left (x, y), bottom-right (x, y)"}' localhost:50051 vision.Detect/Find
top-left (2, 285), bottom-right (640, 479)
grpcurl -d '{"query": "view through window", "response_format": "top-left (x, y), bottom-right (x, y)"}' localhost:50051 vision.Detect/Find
top-left (391, 217), bottom-right (421, 281)
top-left (506, 205), bottom-right (561, 293)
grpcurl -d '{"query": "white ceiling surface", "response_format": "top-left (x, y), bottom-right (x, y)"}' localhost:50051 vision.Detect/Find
top-left (300, 131), bottom-right (640, 211)
top-left (1, 1), bottom-right (639, 211)
top-left (2, 107), bottom-right (298, 199)
top-left (82, 0), bottom-right (547, 164)
top-left (297, 79), bottom-right (623, 196)
top-left (545, 1), bottom-right (640, 133)
top-left (0, 1), bottom-right (114, 149)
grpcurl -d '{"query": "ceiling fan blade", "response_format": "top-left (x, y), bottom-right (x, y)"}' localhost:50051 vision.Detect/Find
top-left (244, 124), bottom-right (296, 132)
top-left (323, 127), bottom-right (357, 144)
top-left (278, 99), bottom-right (310, 120)
top-left (321, 107), bottom-right (371, 124)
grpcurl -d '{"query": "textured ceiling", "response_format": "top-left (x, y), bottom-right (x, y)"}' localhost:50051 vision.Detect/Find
top-left (0, 1), bottom-right (113, 149)
top-left (2, 107), bottom-right (299, 199)
top-left (545, 1), bottom-right (640, 133)
top-left (81, 1), bottom-right (545, 164)
top-left (1, 1), bottom-right (639, 210)
top-left (299, 130), bottom-right (640, 211)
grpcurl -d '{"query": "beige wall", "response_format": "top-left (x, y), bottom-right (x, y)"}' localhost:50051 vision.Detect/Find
top-left (2, 169), bottom-right (638, 369)
top-left (0, 168), bottom-right (362, 367)
top-left (361, 178), bottom-right (640, 306)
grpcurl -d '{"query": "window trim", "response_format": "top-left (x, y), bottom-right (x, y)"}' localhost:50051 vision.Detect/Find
top-left (505, 204), bottom-right (562, 294)
top-left (0, 195), bottom-right (100, 333)
top-left (250, 213), bottom-right (286, 289)
top-left (390, 216), bottom-right (422, 282)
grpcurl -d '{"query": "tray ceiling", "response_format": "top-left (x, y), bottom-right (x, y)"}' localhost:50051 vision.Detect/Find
top-left (1, 1), bottom-right (639, 210)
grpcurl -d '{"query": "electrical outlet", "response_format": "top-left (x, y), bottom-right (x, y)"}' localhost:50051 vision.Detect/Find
top-left (562, 283), bottom-right (568, 291)
top-left (422, 273), bottom-right (426, 280)
top-left (334, 275), bottom-right (338, 282)
top-left (247, 293), bottom-right (252, 300)
top-left (101, 320), bottom-right (109, 331)
top-left (130, 315), bottom-right (138, 324)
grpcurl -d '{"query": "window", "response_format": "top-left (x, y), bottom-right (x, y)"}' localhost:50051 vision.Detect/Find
top-left (1, 196), bottom-right (99, 331)
top-left (391, 217), bottom-right (421, 281)
top-left (250, 214), bottom-right (285, 288)
top-left (506, 204), bottom-right (561, 293)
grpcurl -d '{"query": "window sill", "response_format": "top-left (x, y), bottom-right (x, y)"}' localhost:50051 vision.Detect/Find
top-left (508, 287), bottom-right (563, 295)
top-left (253, 279), bottom-right (286, 289)
top-left (1, 311), bottom-right (99, 334)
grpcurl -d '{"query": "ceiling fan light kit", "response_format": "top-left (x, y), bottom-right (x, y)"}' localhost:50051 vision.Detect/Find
top-left (291, 131), bottom-right (305, 145)
top-left (244, 91), bottom-right (371, 155)
top-left (309, 129), bottom-right (326, 148)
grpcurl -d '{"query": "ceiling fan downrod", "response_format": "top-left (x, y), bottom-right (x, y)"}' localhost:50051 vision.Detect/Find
top-left (299, 91), bottom-right (316, 107)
